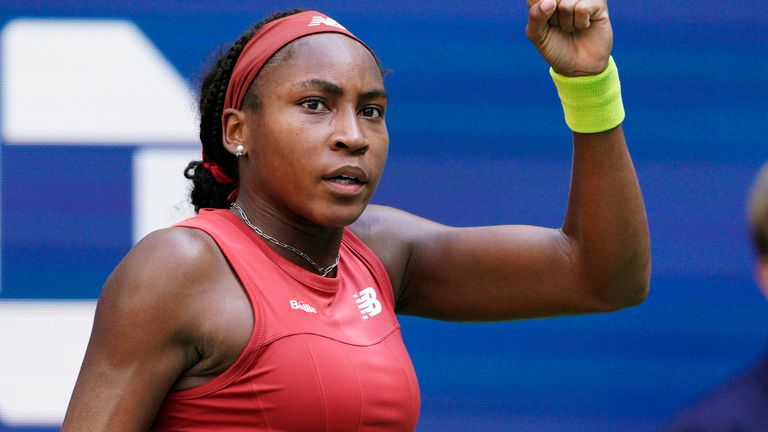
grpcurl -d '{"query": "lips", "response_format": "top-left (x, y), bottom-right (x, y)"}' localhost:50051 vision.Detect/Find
top-left (322, 165), bottom-right (370, 195)
top-left (322, 166), bottom-right (369, 185)
top-left (327, 174), bottom-right (362, 185)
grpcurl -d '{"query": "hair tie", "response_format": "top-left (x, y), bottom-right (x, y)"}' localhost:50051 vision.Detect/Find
top-left (202, 153), bottom-right (235, 185)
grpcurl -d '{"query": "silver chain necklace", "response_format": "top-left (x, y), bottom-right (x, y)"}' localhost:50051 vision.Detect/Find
top-left (230, 202), bottom-right (340, 277)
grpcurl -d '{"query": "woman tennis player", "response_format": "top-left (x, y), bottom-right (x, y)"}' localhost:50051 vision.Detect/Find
top-left (63, 1), bottom-right (650, 430)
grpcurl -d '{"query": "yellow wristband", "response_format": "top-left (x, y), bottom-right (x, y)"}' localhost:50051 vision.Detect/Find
top-left (549, 56), bottom-right (625, 133)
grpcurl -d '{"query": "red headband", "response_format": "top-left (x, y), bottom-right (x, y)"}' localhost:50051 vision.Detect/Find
top-left (225, 10), bottom-right (372, 111)
top-left (203, 11), bottom-right (373, 185)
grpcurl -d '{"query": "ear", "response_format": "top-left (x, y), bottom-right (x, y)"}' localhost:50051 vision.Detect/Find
top-left (756, 258), bottom-right (768, 299)
top-left (221, 108), bottom-right (247, 155)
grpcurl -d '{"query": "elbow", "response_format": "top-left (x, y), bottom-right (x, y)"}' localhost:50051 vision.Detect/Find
top-left (582, 252), bottom-right (651, 313)
top-left (602, 276), bottom-right (649, 311)
top-left (629, 265), bottom-right (652, 306)
top-left (587, 278), bottom-right (649, 313)
top-left (557, 227), bottom-right (652, 314)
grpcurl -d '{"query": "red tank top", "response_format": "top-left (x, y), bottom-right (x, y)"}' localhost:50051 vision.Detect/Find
top-left (152, 209), bottom-right (420, 431)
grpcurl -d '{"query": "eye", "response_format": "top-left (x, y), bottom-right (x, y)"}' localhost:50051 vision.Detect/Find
top-left (360, 106), bottom-right (384, 119)
top-left (300, 98), bottom-right (328, 112)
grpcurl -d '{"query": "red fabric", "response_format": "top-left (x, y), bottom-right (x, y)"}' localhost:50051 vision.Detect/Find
top-left (152, 209), bottom-right (420, 431)
top-left (224, 10), bottom-right (373, 111)
top-left (201, 153), bottom-right (235, 185)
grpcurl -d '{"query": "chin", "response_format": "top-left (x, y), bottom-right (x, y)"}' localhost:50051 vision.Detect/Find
top-left (315, 202), bottom-right (368, 229)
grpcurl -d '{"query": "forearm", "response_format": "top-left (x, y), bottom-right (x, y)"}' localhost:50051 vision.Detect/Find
top-left (562, 125), bottom-right (650, 308)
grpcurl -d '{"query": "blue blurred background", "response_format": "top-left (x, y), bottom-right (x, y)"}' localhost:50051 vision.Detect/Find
top-left (1, 1), bottom-right (767, 430)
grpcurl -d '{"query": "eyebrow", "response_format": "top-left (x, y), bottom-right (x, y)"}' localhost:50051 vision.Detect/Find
top-left (292, 78), bottom-right (387, 101)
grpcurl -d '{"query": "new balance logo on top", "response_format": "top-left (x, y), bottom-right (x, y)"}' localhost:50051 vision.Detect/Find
top-left (290, 299), bottom-right (317, 314)
top-left (308, 16), bottom-right (346, 30)
top-left (353, 287), bottom-right (381, 319)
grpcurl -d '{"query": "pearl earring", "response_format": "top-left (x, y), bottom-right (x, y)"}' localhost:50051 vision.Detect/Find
top-left (234, 145), bottom-right (245, 158)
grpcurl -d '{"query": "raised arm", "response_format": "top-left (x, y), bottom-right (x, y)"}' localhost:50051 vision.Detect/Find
top-left (352, 0), bottom-right (650, 321)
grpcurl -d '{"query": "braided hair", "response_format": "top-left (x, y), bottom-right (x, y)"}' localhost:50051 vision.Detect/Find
top-left (185, 9), bottom-right (305, 212)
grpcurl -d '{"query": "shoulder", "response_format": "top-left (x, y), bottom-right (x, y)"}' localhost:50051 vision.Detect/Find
top-left (89, 224), bottom-right (244, 374)
top-left (351, 205), bottom-right (444, 244)
top-left (111, 226), bottom-right (223, 294)
top-left (135, 225), bottom-right (222, 271)
top-left (99, 226), bottom-right (230, 333)
top-left (350, 205), bottom-right (445, 298)
top-left (63, 225), bottom-right (240, 429)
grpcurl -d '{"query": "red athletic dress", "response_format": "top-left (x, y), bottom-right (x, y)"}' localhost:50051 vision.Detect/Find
top-left (151, 209), bottom-right (420, 431)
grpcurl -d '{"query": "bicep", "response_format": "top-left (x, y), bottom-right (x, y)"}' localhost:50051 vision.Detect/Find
top-left (64, 275), bottom-right (191, 431)
top-left (399, 224), bottom-right (585, 320)
top-left (355, 206), bottom-right (595, 321)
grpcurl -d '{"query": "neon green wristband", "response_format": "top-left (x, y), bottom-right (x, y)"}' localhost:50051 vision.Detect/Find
top-left (549, 56), bottom-right (625, 133)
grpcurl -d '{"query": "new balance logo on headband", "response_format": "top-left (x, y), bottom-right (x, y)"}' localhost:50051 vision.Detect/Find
top-left (308, 16), bottom-right (346, 30)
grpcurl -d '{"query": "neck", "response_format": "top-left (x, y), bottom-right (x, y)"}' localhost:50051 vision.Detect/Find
top-left (230, 199), bottom-right (344, 276)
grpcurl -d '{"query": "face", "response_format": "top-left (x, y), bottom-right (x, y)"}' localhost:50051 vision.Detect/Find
top-left (237, 33), bottom-right (388, 229)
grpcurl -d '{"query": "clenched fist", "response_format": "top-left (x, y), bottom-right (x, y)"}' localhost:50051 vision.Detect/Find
top-left (525, 0), bottom-right (613, 76)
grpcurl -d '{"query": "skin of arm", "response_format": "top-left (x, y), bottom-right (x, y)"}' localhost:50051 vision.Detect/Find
top-left (62, 228), bottom-right (251, 430)
top-left (351, 0), bottom-right (650, 321)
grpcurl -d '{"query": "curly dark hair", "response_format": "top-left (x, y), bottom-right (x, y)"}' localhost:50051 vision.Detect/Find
top-left (184, 9), bottom-right (305, 212)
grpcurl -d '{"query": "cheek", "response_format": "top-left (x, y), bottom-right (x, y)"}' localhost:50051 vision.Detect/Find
top-left (370, 129), bottom-right (389, 178)
top-left (258, 121), bottom-right (310, 167)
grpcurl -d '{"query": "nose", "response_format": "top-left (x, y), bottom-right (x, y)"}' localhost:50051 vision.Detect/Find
top-left (331, 108), bottom-right (368, 154)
